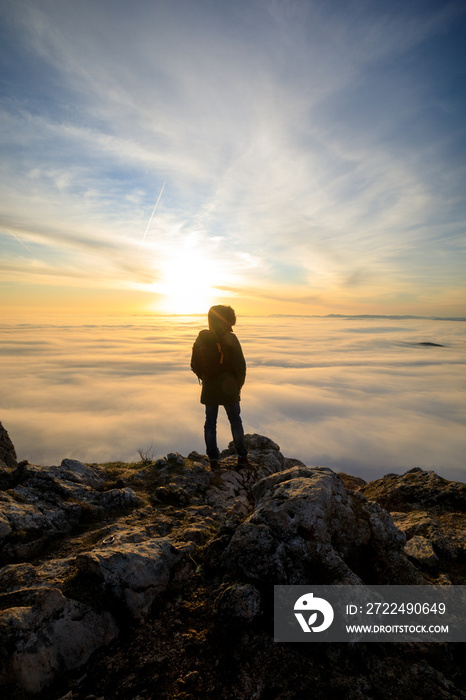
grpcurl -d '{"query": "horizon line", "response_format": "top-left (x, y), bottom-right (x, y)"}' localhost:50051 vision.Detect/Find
top-left (2, 312), bottom-right (466, 323)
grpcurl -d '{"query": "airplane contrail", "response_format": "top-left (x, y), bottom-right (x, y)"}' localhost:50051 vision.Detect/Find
top-left (140, 181), bottom-right (166, 247)
top-left (4, 228), bottom-right (31, 252)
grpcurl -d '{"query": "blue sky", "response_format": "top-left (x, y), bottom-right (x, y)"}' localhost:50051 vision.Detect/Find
top-left (1, 0), bottom-right (465, 316)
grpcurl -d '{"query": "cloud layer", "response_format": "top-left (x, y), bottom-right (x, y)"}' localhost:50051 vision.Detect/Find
top-left (2, 315), bottom-right (465, 482)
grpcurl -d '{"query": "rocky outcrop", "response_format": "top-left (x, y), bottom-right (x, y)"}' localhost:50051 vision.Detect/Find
top-left (75, 535), bottom-right (180, 619)
top-left (360, 467), bottom-right (466, 513)
top-left (0, 588), bottom-right (117, 693)
top-left (0, 426), bottom-right (465, 699)
top-left (0, 422), bottom-right (18, 470)
top-left (221, 465), bottom-right (423, 585)
top-left (0, 459), bottom-right (141, 562)
top-left (0, 452), bottom-right (148, 695)
top-left (358, 469), bottom-right (466, 585)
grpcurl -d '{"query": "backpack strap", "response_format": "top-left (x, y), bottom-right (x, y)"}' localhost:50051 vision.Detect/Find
top-left (216, 341), bottom-right (224, 367)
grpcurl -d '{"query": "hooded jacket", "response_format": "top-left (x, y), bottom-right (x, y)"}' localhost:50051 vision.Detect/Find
top-left (194, 330), bottom-right (246, 406)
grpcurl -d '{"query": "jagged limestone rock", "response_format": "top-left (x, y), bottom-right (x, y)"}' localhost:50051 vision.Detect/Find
top-left (222, 465), bottom-right (424, 585)
top-left (0, 462), bottom-right (141, 561)
top-left (1, 432), bottom-right (464, 697)
top-left (361, 467), bottom-right (466, 513)
top-left (404, 535), bottom-right (439, 568)
top-left (0, 588), bottom-right (118, 693)
top-left (59, 458), bottom-right (106, 490)
top-left (391, 510), bottom-right (465, 561)
top-left (0, 422), bottom-right (17, 469)
top-left (76, 535), bottom-right (180, 619)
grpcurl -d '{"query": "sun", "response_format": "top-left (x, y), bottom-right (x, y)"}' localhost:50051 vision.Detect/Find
top-left (159, 253), bottom-right (219, 314)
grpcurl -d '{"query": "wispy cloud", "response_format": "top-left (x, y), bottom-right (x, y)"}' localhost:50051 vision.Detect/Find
top-left (0, 0), bottom-right (465, 315)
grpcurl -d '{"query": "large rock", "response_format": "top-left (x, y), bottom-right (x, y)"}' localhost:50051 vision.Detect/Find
top-left (222, 465), bottom-right (423, 585)
top-left (76, 534), bottom-right (180, 619)
top-left (0, 461), bottom-right (141, 562)
top-left (243, 434), bottom-right (281, 452)
top-left (56, 458), bottom-right (106, 490)
top-left (391, 510), bottom-right (466, 561)
top-left (0, 587), bottom-right (118, 693)
top-left (227, 433), bottom-right (290, 473)
top-left (203, 434), bottom-right (303, 515)
top-left (404, 535), bottom-right (439, 568)
top-left (1, 487), bottom-right (82, 545)
top-left (0, 558), bottom-right (76, 601)
top-left (361, 469), bottom-right (466, 582)
top-left (214, 583), bottom-right (261, 623)
top-left (361, 467), bottom-right (466, 513)
top-left (0, 422), bottom-right (18, 469)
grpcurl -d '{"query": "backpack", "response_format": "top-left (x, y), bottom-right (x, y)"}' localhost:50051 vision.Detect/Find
top-left (191, 330), bottom-right (224, 380)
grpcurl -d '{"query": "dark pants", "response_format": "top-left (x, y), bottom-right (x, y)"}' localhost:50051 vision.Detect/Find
top-left (204, 403), bottom-right (248, 460)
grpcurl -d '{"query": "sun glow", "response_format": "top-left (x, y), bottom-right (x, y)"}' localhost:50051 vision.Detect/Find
top-left (158, 252), bottom-right (221, 314)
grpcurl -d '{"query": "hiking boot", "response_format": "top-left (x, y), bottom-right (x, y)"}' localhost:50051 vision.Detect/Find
top-left (210, 459), bottom-right (220, 471)
top-left (237, 456), bottom-right (250, 469)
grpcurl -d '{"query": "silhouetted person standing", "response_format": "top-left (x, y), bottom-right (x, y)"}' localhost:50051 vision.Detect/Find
top-left (191, 305), bottom-right (248, 470)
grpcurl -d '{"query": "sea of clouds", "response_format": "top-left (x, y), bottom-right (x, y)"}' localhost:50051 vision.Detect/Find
top-left (1, 315), bottom-right (465, 482)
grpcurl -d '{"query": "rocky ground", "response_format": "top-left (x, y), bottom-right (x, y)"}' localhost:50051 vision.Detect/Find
top-left (0, 422), bottom-right (465, 699)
